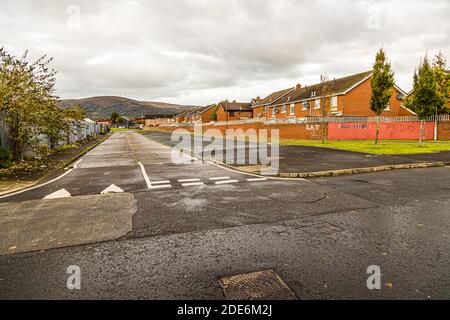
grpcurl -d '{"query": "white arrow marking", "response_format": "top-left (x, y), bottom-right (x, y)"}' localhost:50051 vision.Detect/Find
top-left (43, 189), bottom-right (72, 200)
top-left (101, 184), bottom-right (124, 194)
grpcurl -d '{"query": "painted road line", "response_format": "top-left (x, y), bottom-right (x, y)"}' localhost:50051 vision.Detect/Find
top-left (43, 188), bottom-right (72, 200)
top-left (178, 179), bottom-right (201, 183)
top-left (0, 168), bottom-right (74, 200)
top-left (210, 177), bottom-right (231, 181)
top-left (151, 180), bottom-right (171, 185)
top-left (247, 178), bottom-right (268, 182)
top-left (182, 182), bottom-right (205, 187)
top-left (206, 160), bottom-right (310, 182)
top-left (215, 180), bottom-right (239, 185)
top-left (73, 159), bottom-right (83, 169)
top-left (138, 162), bottom-right (152, 189)
top-left (150, 185), bottom-right (172, 190)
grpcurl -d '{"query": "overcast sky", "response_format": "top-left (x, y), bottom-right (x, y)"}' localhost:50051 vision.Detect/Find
top-left (0, 0), bottom-right (448, 105)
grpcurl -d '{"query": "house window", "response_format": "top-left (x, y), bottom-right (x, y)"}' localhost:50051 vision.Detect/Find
top-left (264, 106), bottom-right (268, 113)
top-left (290, 103), bottom-right (295, 114)
top-left (331, 96), bottom-right (338, 111)
top-left (302, 101), bottom-right (309, 111)
top-left (281, 105), bottom-right (287, 113)
top-left (229, 111), bottom-right (235, 117)
top-left (272, 107), bottom-right (278, 116)
top-left (314, 99), bottom-right (321, 109)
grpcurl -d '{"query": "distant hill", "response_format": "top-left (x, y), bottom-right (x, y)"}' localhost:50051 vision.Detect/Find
top-left (59, 96), bottom-right (193, 120)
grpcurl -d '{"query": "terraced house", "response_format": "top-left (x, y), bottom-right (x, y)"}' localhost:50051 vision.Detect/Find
top-left (216, 101), bottom-right (253, 122)
top-left (252, 71), bottom-right (415, 119)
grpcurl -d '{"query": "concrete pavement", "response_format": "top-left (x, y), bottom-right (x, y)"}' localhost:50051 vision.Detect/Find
top-left (0, 131), bottom-right (450, 299)
top-left (0, 193), bottom-right (135, 255)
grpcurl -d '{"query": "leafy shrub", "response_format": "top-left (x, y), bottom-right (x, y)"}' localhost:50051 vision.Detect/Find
top-left (0, 148), bottom-right (12, 169)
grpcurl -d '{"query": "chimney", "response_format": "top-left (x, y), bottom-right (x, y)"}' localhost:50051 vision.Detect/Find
top-left (296, 83), bottom-right (302, 89)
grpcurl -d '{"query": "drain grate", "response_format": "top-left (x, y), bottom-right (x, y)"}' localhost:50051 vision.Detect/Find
top-left (219, 270), bottom-right (297, 300)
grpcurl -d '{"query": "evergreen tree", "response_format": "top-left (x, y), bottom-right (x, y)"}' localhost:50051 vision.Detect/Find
top-left (432, 51), bottom-right (449, 115)
top-left (405, 55), bottom-right (439, 142)
top-left (371, 48), bottom-right (395, 145)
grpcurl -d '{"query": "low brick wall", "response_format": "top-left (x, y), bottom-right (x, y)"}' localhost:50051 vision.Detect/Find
top-left (147, 121), bottom-right (450, 141)
top-left (147, 123), bottom-right (327, 141)
top-left (328, 122), bottom-right (436, 141)
top-left (438, 122), bottom-right (450, 140)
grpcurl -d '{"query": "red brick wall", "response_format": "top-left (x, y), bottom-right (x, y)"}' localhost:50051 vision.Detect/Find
top-left (252, 106), bottom-right (270, 118)
top-left (199, 122), bottom-right (326, 140)
top-left (329, 122), bottom-right (436, 140)
top-left (438, 122), bottom-right (450, 140)
top-left (149, 121), bottom-right (450, 141)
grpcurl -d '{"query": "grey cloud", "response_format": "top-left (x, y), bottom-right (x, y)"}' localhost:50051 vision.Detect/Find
top-left (0, 0), bottom-right (448, 104)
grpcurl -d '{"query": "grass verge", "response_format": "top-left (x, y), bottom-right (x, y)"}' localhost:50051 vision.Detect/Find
top-left (280, 139), bottom-right (450, 155)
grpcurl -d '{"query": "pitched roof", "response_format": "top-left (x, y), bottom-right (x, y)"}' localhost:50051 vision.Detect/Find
top-left (176, 108), bottom-right (194, 117)
top-left (272, 71), bottom-right (373, 107)
top-left (219, 102), bottom-right (252, 112)
top-left (252, 87), bottom-right (295, 107)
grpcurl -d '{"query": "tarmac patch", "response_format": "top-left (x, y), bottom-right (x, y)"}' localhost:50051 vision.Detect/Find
top-left (0, 193), bottom-right (136, 255)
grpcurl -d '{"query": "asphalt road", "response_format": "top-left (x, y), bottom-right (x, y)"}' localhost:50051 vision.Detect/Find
top-left (141, 131), bottom-right (449, 174)
top-left (0, 131), bottom-right (449, 299)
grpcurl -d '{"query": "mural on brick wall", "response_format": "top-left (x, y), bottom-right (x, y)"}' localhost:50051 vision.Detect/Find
top-left (328, 122), bottom-right (436, 140)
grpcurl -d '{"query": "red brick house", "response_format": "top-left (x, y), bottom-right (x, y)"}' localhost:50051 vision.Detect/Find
top-left (251, 87), bottom-right (295, 119)
top-left (254, 71), bottom-right (414, 119)
top-left (217, 101), bottom-right (253, 122)
top-left (196, 105), bottom-right (218, 123)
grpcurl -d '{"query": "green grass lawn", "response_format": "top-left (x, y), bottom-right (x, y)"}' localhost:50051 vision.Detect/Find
top-left (280, 139), bottom-right (450, 155)
top-left (111, 128), bottom-right (145, 133)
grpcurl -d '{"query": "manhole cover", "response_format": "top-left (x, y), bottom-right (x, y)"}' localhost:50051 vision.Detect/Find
top-left (219, 270), bottom-right (297, 300)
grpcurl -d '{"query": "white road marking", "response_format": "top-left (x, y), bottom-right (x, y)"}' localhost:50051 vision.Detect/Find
top-left (73, 159), bottom-right (83, 169)
top-left (43, 188), bottom-right (71, 200)
top-left (247, 178), bottom-right (268, 182)
top-left (215, 180), bottom-right (239, 185)
top-left (210, 177), bottom-right (231, 181)
top-left (0, 169), bottom-right (74, 200)
top-left (150, 185), bottom-right (172, 190)
top-left (151, 180), bottom-right (171, 185)
top-left (101, 184), bottom-right (124, 194)
top-left (178, 179), bottom-right (201, 183)
top-left (182, 182), bottom-right (204, 187)
top-left (206, 161), bottom-right (310, 182)
top-left (206, 161), bottom-right (267, 178)
top-left (138, 162), bottom-right (152, 189)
